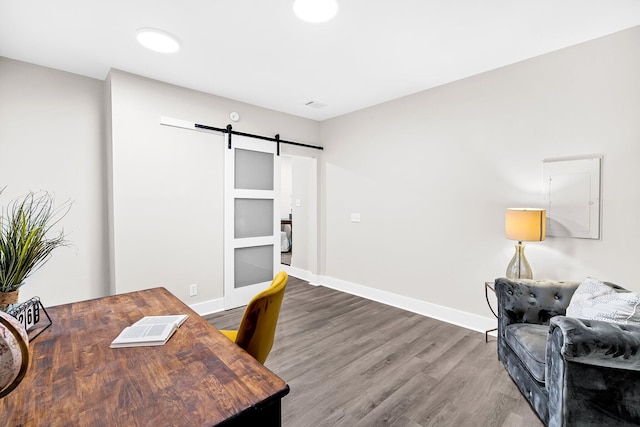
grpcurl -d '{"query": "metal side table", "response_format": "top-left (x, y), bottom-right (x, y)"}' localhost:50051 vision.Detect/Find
top-left (485, 281), bottom-right (498, 342)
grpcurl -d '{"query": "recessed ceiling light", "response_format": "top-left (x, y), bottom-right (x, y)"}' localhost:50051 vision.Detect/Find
top-left (293, 0), bottom-right (338, 23)
top-left (136, 28), bottom-right (180, 53)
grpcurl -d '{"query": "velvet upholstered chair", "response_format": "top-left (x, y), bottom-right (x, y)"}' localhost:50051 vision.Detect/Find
top-left (220, 271), bottom-right (288, 364)
top-left (495, 277), bottom-right (640, 426)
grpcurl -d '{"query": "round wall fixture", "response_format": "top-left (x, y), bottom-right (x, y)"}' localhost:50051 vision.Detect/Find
top-left (230, 112), bottom-right (240, 122)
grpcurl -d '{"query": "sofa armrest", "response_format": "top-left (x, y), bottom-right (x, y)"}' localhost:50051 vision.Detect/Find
top-left (495, 278), bottom-right (579, 329)
top-left (548, 316), bottom-right (640, 368)
top-left (546, 316), bottom-right (640, 426)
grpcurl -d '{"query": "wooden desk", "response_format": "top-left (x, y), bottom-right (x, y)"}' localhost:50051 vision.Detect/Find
top-left (0, 287), bottom-right (289, 426)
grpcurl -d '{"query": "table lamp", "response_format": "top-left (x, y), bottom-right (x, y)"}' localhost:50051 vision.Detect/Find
top-left (505, 208), bottom-right (546, 279)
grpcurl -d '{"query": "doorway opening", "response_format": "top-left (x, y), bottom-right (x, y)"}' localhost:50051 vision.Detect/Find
top-left (280, 156), bottom-right (293, 265)
top-left (279, 155), bottom-right (318, 274)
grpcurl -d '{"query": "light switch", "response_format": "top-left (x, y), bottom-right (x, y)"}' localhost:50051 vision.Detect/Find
top-left (351, 213), bottom-right (361, 223)
top-left (295, 199), bottom-right (302, 207)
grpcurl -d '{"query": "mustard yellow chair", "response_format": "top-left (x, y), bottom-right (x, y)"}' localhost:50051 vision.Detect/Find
top-left (220, 271), bottom-right (288, 364)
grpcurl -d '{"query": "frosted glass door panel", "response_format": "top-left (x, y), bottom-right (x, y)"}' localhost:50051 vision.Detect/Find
top-left (235, 149), bottom-right (274, 190)
top-left (235, 199), bottom-right (274, 238)
top-left (234, 245), bottom-right (274, 288)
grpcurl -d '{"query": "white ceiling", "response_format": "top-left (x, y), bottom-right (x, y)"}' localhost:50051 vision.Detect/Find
top-left (2, 0), bottom-right (640, 121)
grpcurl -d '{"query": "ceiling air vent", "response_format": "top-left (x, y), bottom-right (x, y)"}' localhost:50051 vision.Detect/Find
top-left (304, 100), bottom-right (328, 109)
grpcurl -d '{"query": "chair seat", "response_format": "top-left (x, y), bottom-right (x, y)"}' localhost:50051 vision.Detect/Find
top-left (220, 330), bottom-right (237, 342)
top-left (504, 323), bottom-right (549, 383)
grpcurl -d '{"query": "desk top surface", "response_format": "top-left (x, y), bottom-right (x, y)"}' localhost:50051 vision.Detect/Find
top-left (0, 287), bottom-right (289, 426)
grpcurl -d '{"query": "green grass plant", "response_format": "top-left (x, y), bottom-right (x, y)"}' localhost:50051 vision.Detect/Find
top-left (0, 189), bottom-right (71, 293)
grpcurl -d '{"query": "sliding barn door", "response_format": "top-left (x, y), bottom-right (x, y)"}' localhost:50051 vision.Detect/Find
top-left (224, 134), bottom-right (280, 309)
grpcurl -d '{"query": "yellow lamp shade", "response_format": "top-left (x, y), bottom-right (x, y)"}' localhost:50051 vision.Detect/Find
top-left (505, 208), bottom-right (546, 242)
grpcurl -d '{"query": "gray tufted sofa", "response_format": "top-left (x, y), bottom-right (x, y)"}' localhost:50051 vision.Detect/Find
top-left (495, 277), bottom-right (640, 426)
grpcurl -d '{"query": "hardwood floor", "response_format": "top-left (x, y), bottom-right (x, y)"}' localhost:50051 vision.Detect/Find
top-left (281, 251), bottom-right (291, 265)
top-left (205, 276), bottom-right (543, 427)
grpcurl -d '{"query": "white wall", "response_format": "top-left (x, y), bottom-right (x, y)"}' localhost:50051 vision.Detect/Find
top-left (319, 26), bottom-right (640, 321)
top-left (107, 70), bottom-right (320, 308)
top-left (280, 156), bottom-right (293, 219)
top-left (289, 156), bottom-right (318, 275)
top-left (0, 57), bottom-right (109, 306)
top-left (0, 58), bottom-right (321, 311)
top-left (4, 25), bottom-right (638, 330)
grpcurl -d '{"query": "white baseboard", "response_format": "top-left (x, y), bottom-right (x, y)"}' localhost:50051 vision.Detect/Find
top-left (318, 275), bottom-right (496, 334)
top-left (187, 265), bottom-right (319, 316)
top-left (189, 297), bottom-right (225, 316)
top-left (187, 264), bottom-right (316, 317)
top-left (281, 264), bottom-right (320, 286)
top-left (194, 267), bottom-right (497, 334)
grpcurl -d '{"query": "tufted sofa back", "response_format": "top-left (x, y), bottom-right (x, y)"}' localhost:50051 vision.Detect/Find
top-left (495, 278), bottom-right (580, 326)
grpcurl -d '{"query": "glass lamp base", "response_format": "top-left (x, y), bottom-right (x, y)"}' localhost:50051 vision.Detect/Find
top-left (506, 243), bottom-right (533, 279)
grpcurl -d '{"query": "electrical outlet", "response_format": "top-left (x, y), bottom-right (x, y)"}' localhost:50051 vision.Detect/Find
top-left (189, 283), bottom-right (197, 297)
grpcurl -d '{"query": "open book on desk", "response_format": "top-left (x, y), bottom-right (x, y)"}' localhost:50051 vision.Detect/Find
top-left (110, 314), bottom-right (189, 348)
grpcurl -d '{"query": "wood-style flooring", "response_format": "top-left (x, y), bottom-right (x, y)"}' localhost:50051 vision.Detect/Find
top-left (205, 276), bottom-right (543, 427)
top-left (281, 251), bottom-right (291, 266)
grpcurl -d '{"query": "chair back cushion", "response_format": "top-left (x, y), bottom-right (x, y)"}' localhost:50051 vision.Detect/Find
top-left (236, 271), bottom-right (288, 364)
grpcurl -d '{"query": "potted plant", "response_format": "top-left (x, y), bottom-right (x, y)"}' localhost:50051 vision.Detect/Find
top-left (0, 189), bottom-right (71, 309)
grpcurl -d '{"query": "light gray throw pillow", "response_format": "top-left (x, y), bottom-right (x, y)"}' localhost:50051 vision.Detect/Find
top-left (566, 277), bottom-right (640, 325)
